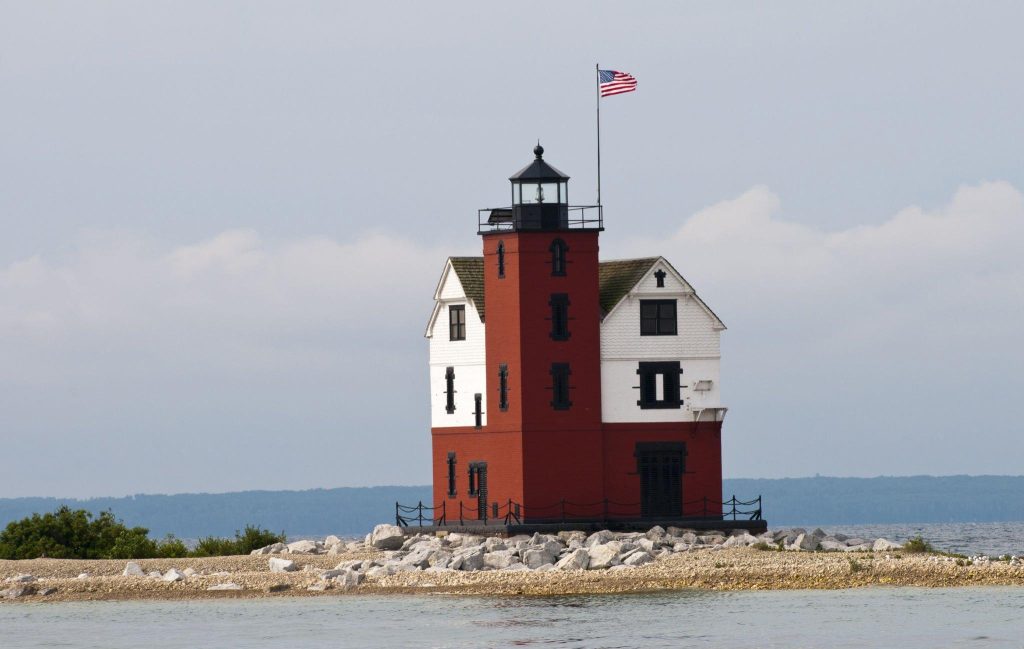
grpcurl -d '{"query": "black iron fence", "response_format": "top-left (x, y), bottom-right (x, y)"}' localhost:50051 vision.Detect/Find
top-left (395, 495), bottom-right (762, 528)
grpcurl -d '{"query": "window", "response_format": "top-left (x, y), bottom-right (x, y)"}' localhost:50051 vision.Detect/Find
top-left (550, 239), bottom-right (567, 276)
top-left (640, 299), bottom-right (677, 336)
top-left (444, 366), bottom-right (456, 414)
top-left (446, 452), bottom-right (457, 497)
top-left (498, 363), bottom-right (509, 411)
top-left (473, 393), bottom-right (483, 428)
top-left (497, 241), bottom-right (505, 279)
top-left (637, 361), bottom-right (683, 409)
top-left (550, 363), bottom-right (572, 410)
top-left (467, 463), bottom-right (477, 495)
top-left (449, 305), bottom-right (466, 341)
top-left (468, 462), bottom-right (487, 496)
top-left (549, 293), bottom-right (570, 340)
top-left (654, 269), bottom-right (666, 288)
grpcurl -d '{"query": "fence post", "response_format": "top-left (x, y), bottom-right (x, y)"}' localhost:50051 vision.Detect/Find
top-left (439, 501), bottom-right (446, 526)
top-left (459, 501), bottom-right (464, 526)
top-left (395, 501), bottom-right (400, 527)
top-left (731, 495), bottom-right (737, 521)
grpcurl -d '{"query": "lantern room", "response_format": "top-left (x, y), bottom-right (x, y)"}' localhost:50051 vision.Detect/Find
top-left (508, 143), bottom-right (570, 230)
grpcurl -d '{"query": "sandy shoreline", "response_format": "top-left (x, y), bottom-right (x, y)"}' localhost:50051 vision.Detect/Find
top-left (3, 547), bottom-right (1023, 602)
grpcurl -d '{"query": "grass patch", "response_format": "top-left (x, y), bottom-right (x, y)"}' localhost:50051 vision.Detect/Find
top-left (847, 558), bottom-right (864, 573)
top-left (902, 536), bottom-right (934, 553)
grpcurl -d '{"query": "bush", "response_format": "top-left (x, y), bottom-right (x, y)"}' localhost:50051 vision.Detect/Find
top-left (191, 525), bottom-right (285, 557)
top-left (0, 508), bottom-right (284, 559)
top-left (0, 507), bottom-right (140, 560)
top-left (902, 536), bottom-right (934, 554)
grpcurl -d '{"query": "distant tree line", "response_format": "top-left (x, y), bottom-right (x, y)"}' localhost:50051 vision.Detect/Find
top-left (1, 477), bottom-right (1021, 539)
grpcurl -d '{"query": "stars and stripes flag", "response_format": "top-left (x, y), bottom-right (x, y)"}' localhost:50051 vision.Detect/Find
top-left (598, 69), bottom-right (637, 97)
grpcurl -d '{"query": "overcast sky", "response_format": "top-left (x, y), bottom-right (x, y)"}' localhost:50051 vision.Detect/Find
top-left (2, 2), bottom-right (1022, 498)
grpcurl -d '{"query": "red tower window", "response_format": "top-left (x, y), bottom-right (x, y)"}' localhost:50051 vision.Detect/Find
top-left (549, 293), bottom-right (570, 341)
top-left (496, 241), bottom-right (505, 278)
top-left (446, 452), bottom-right (457, 497)
top-left (498, 363), bottom-right (509, 411)
top-left (549, 238), bottom-right (568, 276)
top-left (550, 363), bottom-right (572, 410)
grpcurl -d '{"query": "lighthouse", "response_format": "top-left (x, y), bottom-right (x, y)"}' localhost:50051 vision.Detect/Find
top-left (424, 145), bottom-right (755, 530)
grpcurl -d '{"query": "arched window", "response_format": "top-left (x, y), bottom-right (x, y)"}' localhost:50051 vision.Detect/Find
top-left (550, 239), bottom-right (567, 276)
top-left (497, 241), bottom-right (505, 279)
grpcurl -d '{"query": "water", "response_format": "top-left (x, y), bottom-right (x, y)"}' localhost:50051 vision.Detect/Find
top-left (3, 588), bottom-right (1024, 648)
top-left (805, 521), bottom-right (1024, 557)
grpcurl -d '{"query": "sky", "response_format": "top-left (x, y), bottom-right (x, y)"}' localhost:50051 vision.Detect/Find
top-left (1, 1), bottom-right (1022, 498)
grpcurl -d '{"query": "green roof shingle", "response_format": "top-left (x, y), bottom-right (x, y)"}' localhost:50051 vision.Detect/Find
top-left (447, 256), bottom-right (660, 320)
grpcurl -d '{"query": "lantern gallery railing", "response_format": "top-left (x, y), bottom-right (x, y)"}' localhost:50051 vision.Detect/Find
top-left (477, 204), bottom-right (604, 233)
top-left (395, 495), bottom-right (762, 528)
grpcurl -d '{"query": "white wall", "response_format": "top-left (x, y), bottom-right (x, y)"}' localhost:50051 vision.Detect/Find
top-left (600, 259), bottom-right (723, 423)
top-left (427, 263), bottom-right (487, 428)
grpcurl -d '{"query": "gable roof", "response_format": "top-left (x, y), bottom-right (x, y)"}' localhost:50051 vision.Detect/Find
top-left (438, 256), bottom-right (720, 322)
top-left (449, 257), bottom-right (485, 320)
top-left (598, 258), bottom-right (659, 315)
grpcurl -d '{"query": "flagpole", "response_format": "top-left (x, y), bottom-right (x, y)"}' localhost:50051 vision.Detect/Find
top-left (596, 63), bottom-right (602, 207)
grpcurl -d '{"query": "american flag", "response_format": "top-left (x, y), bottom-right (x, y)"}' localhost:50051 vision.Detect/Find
top-left (599, 69), bottom-right (637, 97)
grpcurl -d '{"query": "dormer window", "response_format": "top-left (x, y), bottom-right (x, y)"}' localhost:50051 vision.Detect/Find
top-left (449, 305), bottom-right (466, 341)
top-left (550, 239), bottom-right (567, 276)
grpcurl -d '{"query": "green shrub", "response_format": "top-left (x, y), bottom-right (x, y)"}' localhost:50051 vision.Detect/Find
top-left (848, 558), bottom-right (863, 573)
top-left (0, 507), bottom-right (284, 559)
top-left (902, 536), bottom-right (934, 554)
top-left (191, 526), bottom-right (285, 557)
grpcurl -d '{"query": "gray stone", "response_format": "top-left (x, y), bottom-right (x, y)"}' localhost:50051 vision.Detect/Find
top-left (699, 535), bottom-right (726, 546)
top-left (400, 545), bottom-right (436, 569)
top-left (587, 542), bottom-right (622, 570)
top-left (788, 533), bottom-right (820, 551)
top-left (483, 550), bottom-right (520, 570)
top-left (269, 557), bottom-right (298, 573)
top-left (38, 587), bottom-right (57, 596)
top-left (845, 538), bottom-right (868, 547)
top-left (819, 540), bottom-right (848, 552)
top-left (307, 582), bottom-right (330, 592)
top-left (208, 583), bottom-right (243, 591)
top-left (333, 568), bottom-right (362, 591)
top-left (623, 551), bottom-right (654, 567)
top-left (810, 528), bottom-right (827, 539)
top-left (584, 530), bottom-right (616, 548)
top-left (645, 526), bottom-right (668, 540)
top-left (122, 562), bottom-right (145, 577)
top-left (251, 542), bottom-right (287, 555)
top-left (147, 571), bottom-right (162, 578)
top-left (522, 548), bottom-right (556, 569)
top-left (5, 574), bottom-right (36, 583)
top-left (2, 585), bottom-right (36, 599)
top-left (323, 535), bottom-right (342, 548)
top-left (454, 547), bottom-right (485, 571)
top-left (722, 533), bottom-right (759, 548)
top-left (636, 538), bottom-right (656, 553)
top-left (369, 524), bottom-right (406, 551)
top-left (334, 559), bottom-right (363, 571)
top-left (844, 543), bottom-right (873, 552)
top-left (287, 539), bottom-right (319, 554)
top-left (873, 538), bottom-right (902, 552)
top-left (182, 568), bottom-right (197, 577)
top-left (162, 569), bottom-right (186, 582)
top-left (428, 550), bottom-right (453, 569)
top-left (483, 537), bottom-right (508, 552)
top-left (555, 548), bottom-right (590, 571)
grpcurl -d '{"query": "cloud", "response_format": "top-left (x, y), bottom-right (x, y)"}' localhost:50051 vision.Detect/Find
top-left (616, 181), bottom-right (1024, 477)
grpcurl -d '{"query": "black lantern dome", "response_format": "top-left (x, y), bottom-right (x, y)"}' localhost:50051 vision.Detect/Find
top-left (508, 143), bottom-right (570, 230)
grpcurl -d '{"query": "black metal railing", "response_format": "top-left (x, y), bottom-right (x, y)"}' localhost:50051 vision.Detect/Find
top-left (394, 495), bottom-right (762, 528)
top-left (477, 204), bottom-right (603, 234)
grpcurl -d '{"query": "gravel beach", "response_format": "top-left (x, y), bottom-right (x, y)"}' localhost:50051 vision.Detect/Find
top-left (3, 544), bottom-right (1023, 602)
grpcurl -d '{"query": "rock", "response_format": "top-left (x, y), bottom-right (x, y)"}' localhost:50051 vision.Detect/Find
top-left (5, 574), bottom-right (36, 584)
top-left (636, 538), bottom-right (656, 553)
top-left (810, 528), bottom-right (827, 539)
top-left (678, 532), bottom-right (699, 545)
top-left (428, 550), bottom-right (453, 569)
top-left (483, 550), bottom-right (520, 570)
top-left (623, 551), bottom-right (654, 567)
top-left (400, 545), bottom-right (436, 569)
top-left (555, 548), bottom-right (590, 571)
top-left (584, 530), bottom-right (616, 548)
top-left (147, 571), bottom-right (163, 578)
top-left (2, 585), bottom-right (36, 599)
top-left (324, 535), bottom-right (342, 548)
top-left (38, 587), bottom-right (57, 596)
top-left (873, 538), bottom-right (902, 552)
top-left (819, 540), bottom-right (848, 552)
top-left (77, 573), bottom-right (89, 579)
top-left (122, 562), bottom-right (145, 577)
top-left (266, 584), bottom-right (291, 593)
top-left (844, 543), bottom-right (873, 552)
top-left (332, 568), bottom-right (361, 591)
top-left (483, 537), bottom-right (508, 552)
top-left (287, 540), bottom-right (319, 554)
top-left (453, 547), bottom-right (485, 571)
top-left (845, 538), bottom-right (868, 547)
top-left (699, 535), bottom-right (726, 546)
top-left (522, 548), bottom-right (556, 569)
top-left (369, 524), bottom-right (406, 550)
top-left (162, 569), bottom-right (186, 582)
top-left (307, 581), bottom-right (330, 592)
top-left (182, 568), bottom-right (197, 577)
top-left (587, 542), bottom-right (622, 570)
top-left (208, 582), bottom-right (243, 591)
top-left (269, 558), bottom-right (298, 573)
top-left (334, 560), bottom-right (363, 572)
top-left (785, 533), bottom-right (820, 551)
top-left (646, 525), bottom-right (667, 540)
top-left (723, 533), bottom-right (759, 548)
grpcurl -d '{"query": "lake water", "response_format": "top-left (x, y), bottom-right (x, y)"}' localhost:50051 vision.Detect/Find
top-left (807, 521), bottom-right (1024, 557)
top-left (3, 588), bottom-right (1024, 648)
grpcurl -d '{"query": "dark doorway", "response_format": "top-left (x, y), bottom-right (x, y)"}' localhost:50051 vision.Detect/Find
top-left (635, 442), bottom-right (686, 517)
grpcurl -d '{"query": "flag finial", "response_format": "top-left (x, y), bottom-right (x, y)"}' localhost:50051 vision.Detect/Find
top-left (534, 142), bottom-right (544, 158)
